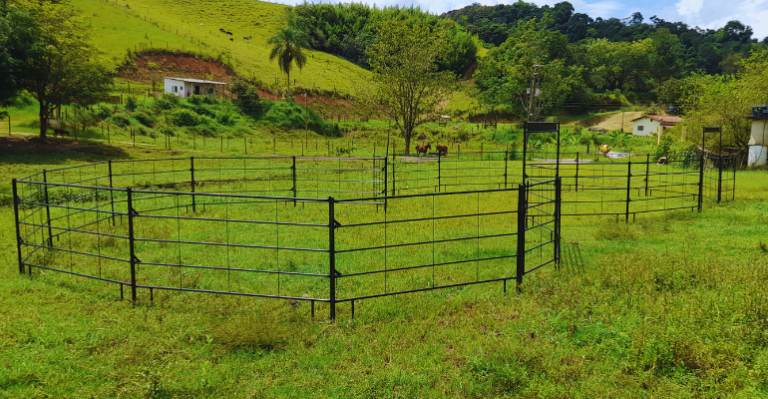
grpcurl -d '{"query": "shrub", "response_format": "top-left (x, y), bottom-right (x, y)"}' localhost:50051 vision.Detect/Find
top-left (170, 109), bottom-right (199, 127)
top-left (94, 104), bottom-right (112, 121)
top-left (126, 96), bottom-right (138, 112)
top-left (133, 112), bottom-right (155, 127)
top-left (188, 105), bottom-right (215, 118)
top-left (186, 94), bottom-right (203, 105)
top-left (231, 78), bottom-right (261, 115)
top-left (259, 101), bottom-right (340, 137)
top-left (108, 114), bottom-right (131, 128)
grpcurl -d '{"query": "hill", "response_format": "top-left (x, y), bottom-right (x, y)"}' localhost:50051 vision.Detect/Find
top-left (72, 0), bottom-right (370, 95)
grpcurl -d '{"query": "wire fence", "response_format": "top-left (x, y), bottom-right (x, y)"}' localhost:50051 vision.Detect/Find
top-left (12, 147), bottom-right (735, 318)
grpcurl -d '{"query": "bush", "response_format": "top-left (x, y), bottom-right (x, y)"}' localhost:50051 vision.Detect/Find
top-left (133, 112), bottom-right (155, 127)
top-left (94, 104), bottom-right (112, 121)
top-left (217, 111), bottom-right (237, 126)
top-left (260, 101), bottom-right (340, 137)
top-left (126, 96), bottom-right (138, 112)
top-left (186, 94), bottom-right (203, 105)
top-left (169, 109), bottom-right (199, 127)
top-left (231, 78), bottom-right (261, 115)
top-left (188, 105), bottom-right (215, 118)
top-left (108, 114), bottom-right (131, 128)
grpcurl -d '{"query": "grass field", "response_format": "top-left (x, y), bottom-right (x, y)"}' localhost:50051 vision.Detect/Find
top-left (72, 0), bottom-right (370, 95)
top-left (1, 138), bottom-right (768, 397)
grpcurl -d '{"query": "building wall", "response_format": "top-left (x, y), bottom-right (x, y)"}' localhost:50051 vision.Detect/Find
top-left (632, 118), bottom-right (661, 137)
top-left (750, 119), bottom-right (768, 146)
top-left (164, 79), bottom-right (186, 97)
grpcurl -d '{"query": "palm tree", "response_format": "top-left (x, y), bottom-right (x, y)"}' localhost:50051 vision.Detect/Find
top-left (268, 28), bottom-right (308, 94)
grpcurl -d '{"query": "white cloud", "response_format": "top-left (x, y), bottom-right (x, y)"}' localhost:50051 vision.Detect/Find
top-left (670, 0), bottom-right (768, 39)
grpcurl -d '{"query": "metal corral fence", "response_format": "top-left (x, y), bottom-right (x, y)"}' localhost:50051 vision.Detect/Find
top-left (387, 150), bottom-right (736, 221)
top-left (12, 155), bottom-right (560, 319)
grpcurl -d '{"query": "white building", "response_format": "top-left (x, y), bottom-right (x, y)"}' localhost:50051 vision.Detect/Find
top-left (749, 117), bottom-right (768, 166)
top-left (163, 77), bottom-right (227, 98)
top-left (631, 115), bottom-right (683, 137)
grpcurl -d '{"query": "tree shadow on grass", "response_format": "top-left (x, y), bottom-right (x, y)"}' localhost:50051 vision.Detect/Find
top-left (0, 136), bottom-right (129, 165)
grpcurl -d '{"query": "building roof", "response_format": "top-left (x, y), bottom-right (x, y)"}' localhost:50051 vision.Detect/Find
top-left (164, 77), bottom-right (227, 85)
top-left (631, 115), bottom-right (683, 123)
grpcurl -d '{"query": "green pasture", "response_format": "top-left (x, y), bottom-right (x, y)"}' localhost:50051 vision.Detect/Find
top-left (1, 137), bottom-right (768, 397)
top-left (72, 0), bottom-right (370, 94)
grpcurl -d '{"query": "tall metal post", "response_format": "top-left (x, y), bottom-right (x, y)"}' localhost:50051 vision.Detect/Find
top-left (697, 152), bottom-right (705, 211)
top-left (12, 179), bottom-right (24, 274)
top-left (645, 154), bottom-right (650, 196)
top-left (383, 158), bottom-right (388, 209)
top-left (42, 170), bottom-right (53, 247)
top-left (504, 149), bottom-right (509, 189)
top-left (190, 157), bottom-right (196, 212)
top-left (732, 156), bottom-right (737, 201)
top-left (108, 161), bottom-right (115, 225)
top-left (625, 161), bottom-right (632, 222)
top-left (575, 152), bottom-right (580, 192)
top-left (437, 154), bottom-right (441, 192)
top-left (717, 156), bottom-right (723, 203)
top-left (554, 177), bottom-right (562, 268)
top-left (328, 197), bottom-right (337, 321)
top-left (127, 188), bottom-right (137, 301)
top-left (292, 156), bottom-right (297, 206)
top-left (391, 161), bottom-right (396, 196)
top-left (516, 184), bottom-right (527, 292)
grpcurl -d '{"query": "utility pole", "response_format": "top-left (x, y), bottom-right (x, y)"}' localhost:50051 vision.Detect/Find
top-left (527, 64), bottom-right (542, 121)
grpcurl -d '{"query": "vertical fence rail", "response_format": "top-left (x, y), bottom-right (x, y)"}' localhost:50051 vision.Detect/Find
top-left (42, 170), bottom-right (53, 247)
top-left (127, 188), bottom-right (137, 301)
top-left (625, 161), bottom-right (632, 222)
top-left (516, 183), bottom-right (527, 291)
top-left (554, 177), bottom-right (562, 268)
top-left (13, 179), bottom-right (24, 274)
top-left (328, 197), bottom-right (337, 320)
top-left (190, 157), bottom-right (196, 212)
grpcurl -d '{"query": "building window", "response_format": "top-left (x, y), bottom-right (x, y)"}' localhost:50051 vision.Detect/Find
top-left (173, 86), bottom-right (178, 93)
top-left (638, 125), bottom-right (644, 131)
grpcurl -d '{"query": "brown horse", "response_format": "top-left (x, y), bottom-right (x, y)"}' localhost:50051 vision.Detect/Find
top-left (436, 145), bottom-right (448, 156)
top-left (415, 143), bottom-right (431, 156)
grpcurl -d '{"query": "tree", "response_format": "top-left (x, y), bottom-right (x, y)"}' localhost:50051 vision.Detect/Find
top-left (13, 0), bottom-right (112, 139)
top-left (366, 21), bottom-right (456, 154)
top-left (268, 27), bottom-right (308, 94)
top-left (0, 4), bottom-right (41, 106)
top-left (474, 17), bottom-right (584, 120)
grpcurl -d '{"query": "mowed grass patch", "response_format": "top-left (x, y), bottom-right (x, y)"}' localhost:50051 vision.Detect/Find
top-left (1, 145), bottom-right (768, 396)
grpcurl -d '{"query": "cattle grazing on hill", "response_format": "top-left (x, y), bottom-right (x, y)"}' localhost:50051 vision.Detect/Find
top-left (54, 129), bottom-right (70, 138)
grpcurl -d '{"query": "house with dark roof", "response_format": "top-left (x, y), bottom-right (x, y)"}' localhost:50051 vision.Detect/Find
top-left (631, 115), bottom-right (683, 137)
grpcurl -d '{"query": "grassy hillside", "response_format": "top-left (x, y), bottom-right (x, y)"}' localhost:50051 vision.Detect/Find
top-left (73, 0), bottom-right (370, 94)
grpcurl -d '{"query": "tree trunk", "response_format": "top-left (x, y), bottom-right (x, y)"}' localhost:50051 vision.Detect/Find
top-left (39, 103), bottom-right (49, 139)
top-left (404, 131), bottom-right (411, 155)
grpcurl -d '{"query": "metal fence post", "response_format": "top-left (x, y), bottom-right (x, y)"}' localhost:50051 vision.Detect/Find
top-left (554, 177), bottom-right (562, 269)
top-left (190, 157), bottom-right (196, 212)
top-left (732, 157), bottom-right (737, 201)
top-left (697, 153), bottom-right (705, 211)
top-left (625, 161), bottom-right (632, 222)
top-left (12, 179), bottom-right (24, 274)
top-left (717, 156), bottom-right (723, 203)
top-left (516, 184), bottom-right (527, 292)
top-left (645, 154), bottom-right (650, 196)
top-left (127, 188), bottom-right (137, 302)
top-left (437, 154), bottom-right (441, 192)
top-left (391, 161), bottom-right (396, 196)
top-left (292, 156), bottom-right (297, 206)
top-left (328, 197), bottom-right (337, 321)
top-left (108, 161), bottom-right (115, 225)
top-left (383, 158), bottom-right (388, 210)
top-left (575, 152), bottom-right (580, 192)
top-left (504, 149), bottom-right (509, 189)
top-left (42, 170), bottom-right (53, 247)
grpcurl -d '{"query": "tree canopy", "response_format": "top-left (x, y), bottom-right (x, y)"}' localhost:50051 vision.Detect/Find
top-left (268, 27), bottom-right (309, 94)
top-left (366, 21), bottom-right (456, 154)
top-left (6, 0), bottom-right (113, 138)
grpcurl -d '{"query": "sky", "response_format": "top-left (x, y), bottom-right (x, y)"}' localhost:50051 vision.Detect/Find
top-left (275, 0), bottom-right (768, 40)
